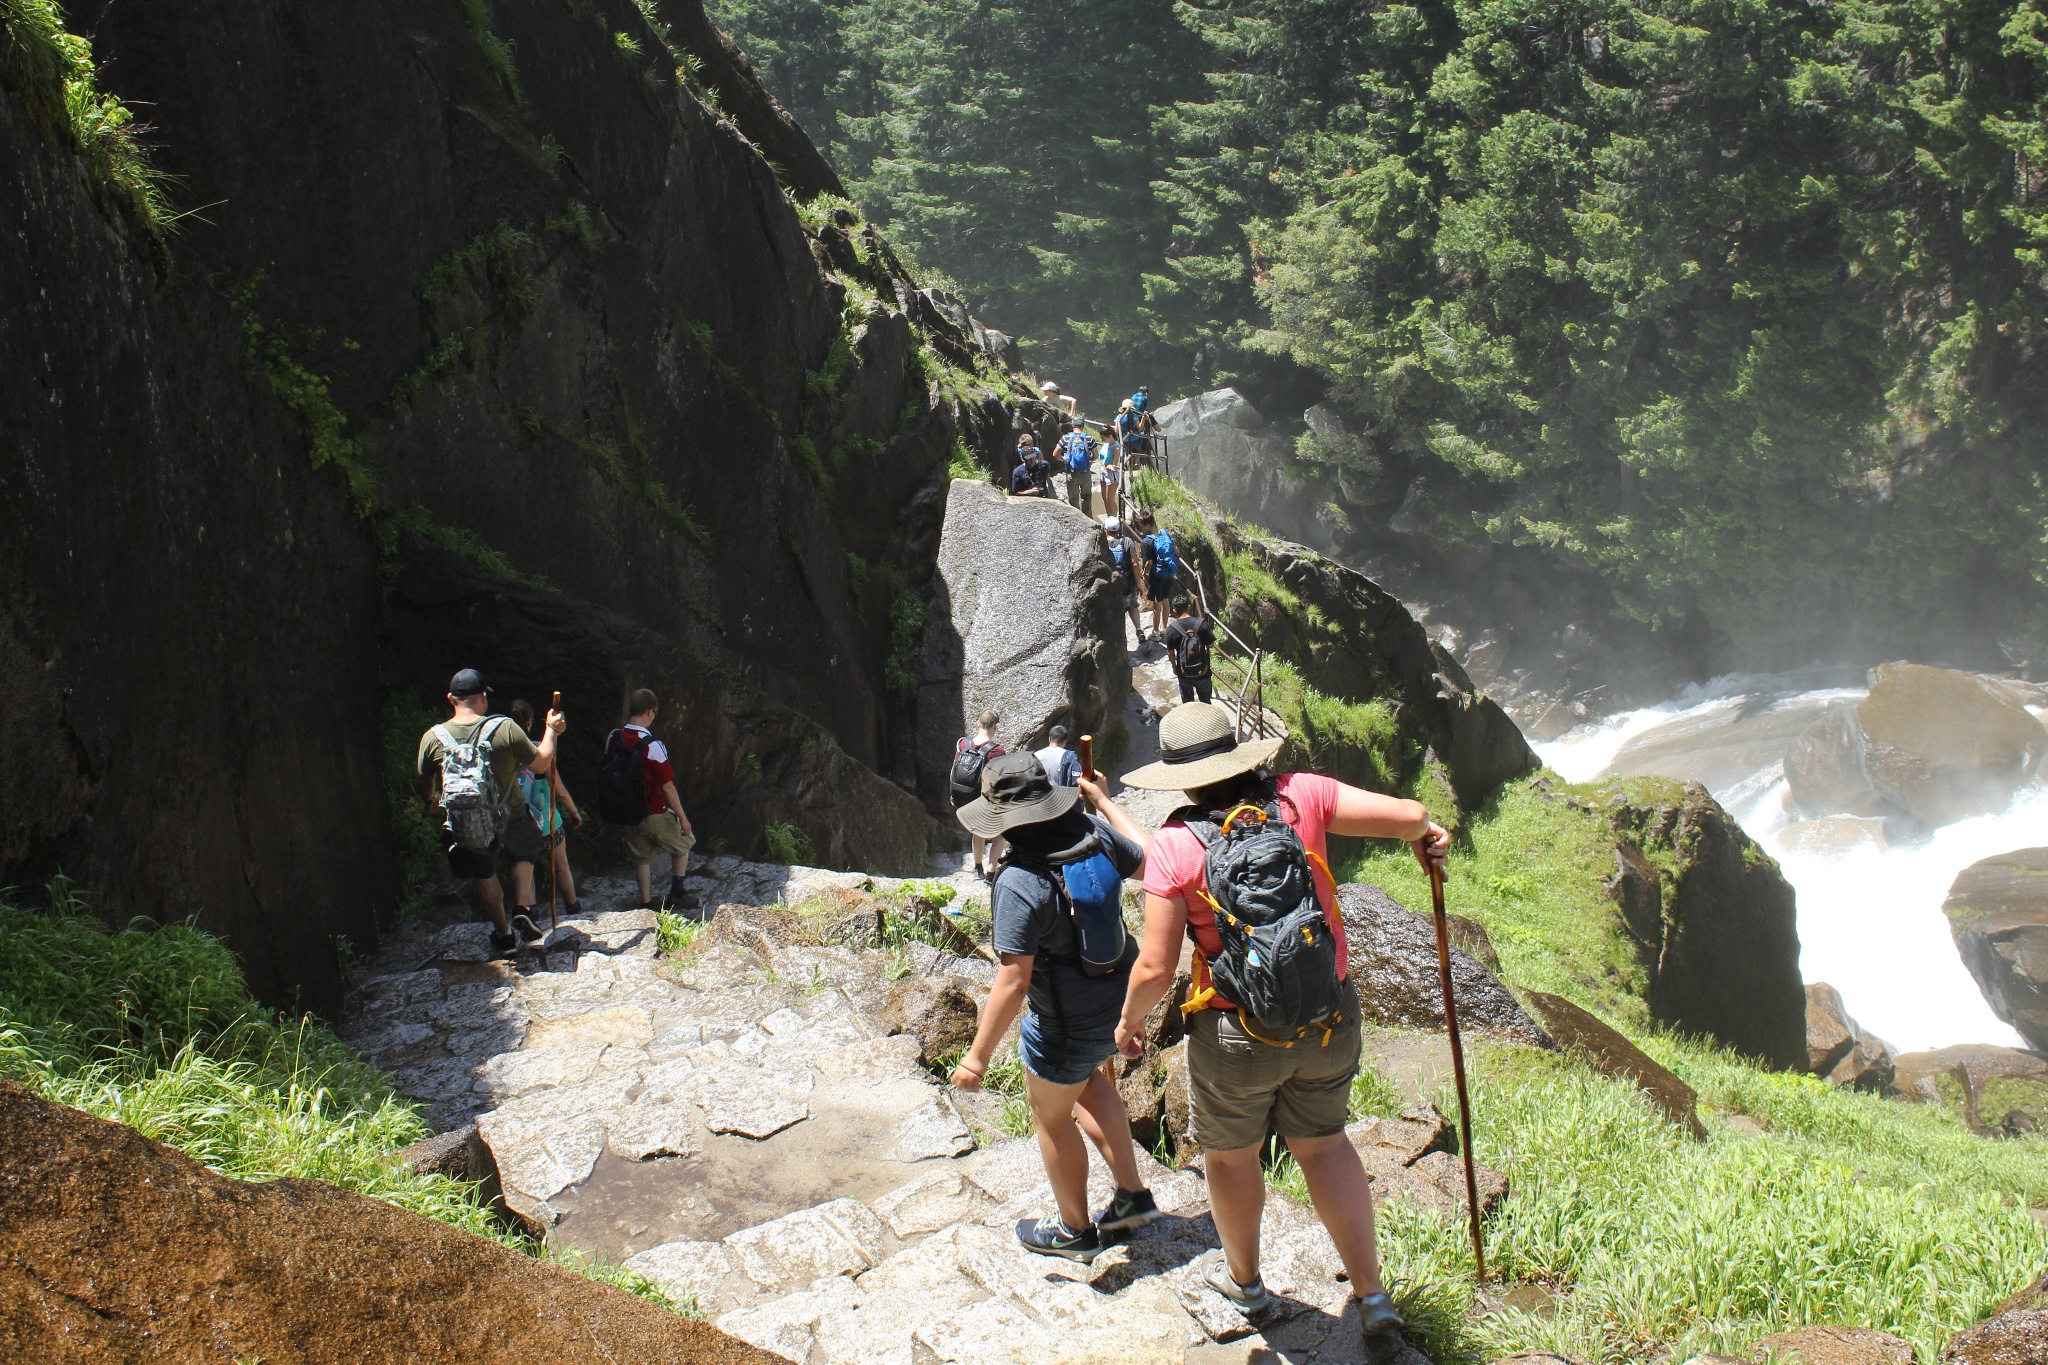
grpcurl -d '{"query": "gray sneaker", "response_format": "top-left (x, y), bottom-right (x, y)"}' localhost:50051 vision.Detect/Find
top-left (1356, 1291), bottom-right (1407, 1337)
top-left (1202, 1252), bottom-right (1270, 1315)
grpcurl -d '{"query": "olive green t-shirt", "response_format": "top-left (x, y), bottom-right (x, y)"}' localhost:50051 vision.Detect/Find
top-left (416, 715), bottom-right (538, 806)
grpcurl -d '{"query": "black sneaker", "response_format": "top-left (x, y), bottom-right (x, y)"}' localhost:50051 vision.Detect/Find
top-left (1015, 1215), bottom-right (1101, 1263)
top-left (1094, 1187), bottom-right (1161, 1233)
top-left (510, 912), bottom-right (546, 944)
top-left (488, 930), bottom-right (520, 960)
top-left (1356, 1291), bottom-right (1406, 1337)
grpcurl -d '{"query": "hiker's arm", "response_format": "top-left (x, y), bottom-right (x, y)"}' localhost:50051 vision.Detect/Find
top-left (954, 953), bottom-right (1031, 1091)
top-left (552, 769), bottom-right (582, 827)
top-left (1115, 893), bottom-right (1187, 1059)
top-left (419, 767), bottom-right (441, 816)
top-left (662, 781), bottom-right (692, 836)
top-left (533, 707), bottom-right (566, 773)
top-left (1075, 774), bottom-right (1148, 854)
top-left (1326, 782), bottom-right (1449, 874)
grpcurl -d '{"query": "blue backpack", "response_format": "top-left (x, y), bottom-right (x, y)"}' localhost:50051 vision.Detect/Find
top-left (1150, 530), bottom-right (1178, 578)
top-left (1062, 432), bottom-right (1092, 472)
top-left (1005, 835), bottom-right (1129, 978)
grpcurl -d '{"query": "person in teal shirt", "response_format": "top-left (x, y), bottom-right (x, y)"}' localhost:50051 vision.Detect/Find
top-left (508, 699), bottom-right (583, 919)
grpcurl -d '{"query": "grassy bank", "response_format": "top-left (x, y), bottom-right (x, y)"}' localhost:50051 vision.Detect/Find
top-left (0, 896), bottom-right (689, 1312)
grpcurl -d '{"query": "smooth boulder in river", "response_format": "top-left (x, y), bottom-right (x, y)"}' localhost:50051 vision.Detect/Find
top-left (1786, 662), bottom-right (2048, 825)
top-left (1943, 847), bottom-right (2048, 1053)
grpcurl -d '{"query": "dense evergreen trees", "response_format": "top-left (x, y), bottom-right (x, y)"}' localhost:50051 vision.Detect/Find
top-left (715, 0), bottom-right (2048, 662)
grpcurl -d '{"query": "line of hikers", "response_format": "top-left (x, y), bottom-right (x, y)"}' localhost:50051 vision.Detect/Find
top-left (1009, 384), bottom-right (1158, 525)
top-left (946, 700), bottom-right (1450, 1348)
top-left (415, 671), bottom-right (704, 958)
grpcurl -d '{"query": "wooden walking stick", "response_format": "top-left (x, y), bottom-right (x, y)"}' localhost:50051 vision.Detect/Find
top-left (547, 691), bottom-right (561, 935)
top-left (1077, 733), bottom-right (1095, 785)
top-left (1429, 861), bottom-right (1488, 1281)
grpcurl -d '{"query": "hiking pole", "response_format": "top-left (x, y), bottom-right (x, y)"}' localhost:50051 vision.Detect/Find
top-left (547, 691), bottom-right (561, 935)
top-left (1429, 861), bottom-right (1488, 1282)
top-left (1078, 733), bottom-right (1095, 785)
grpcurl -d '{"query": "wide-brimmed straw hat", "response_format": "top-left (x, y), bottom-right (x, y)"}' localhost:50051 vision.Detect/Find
top-left (1119, 701), bottom-right (1283, 791)
top-left (956, 751), bottom-right (1082, 837)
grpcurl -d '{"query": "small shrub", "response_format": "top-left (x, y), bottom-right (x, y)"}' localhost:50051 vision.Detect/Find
top-left (655, 908), bottom-right (707, 957)
top-left (761, 821), bottom-right (814, 866)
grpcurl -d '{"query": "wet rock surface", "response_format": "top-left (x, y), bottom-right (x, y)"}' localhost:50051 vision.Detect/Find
top-left (0, 1077), bottom-right (777, 1365)
top-left (1945, 848), bottom-right (2048, 1053)
top-left (1804, 983), bottom-right (1897, 1093)
top-left (1337, 884), bottom-right (1555, 1048)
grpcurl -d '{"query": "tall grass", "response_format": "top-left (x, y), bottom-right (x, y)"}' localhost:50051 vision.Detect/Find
top-left (0, 900), bottom-right (693, 1313)
top-left (2, 0), bottom-right (177, 237)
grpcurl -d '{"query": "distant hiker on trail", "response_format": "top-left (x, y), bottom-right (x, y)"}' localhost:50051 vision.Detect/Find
top-left (1096, 436), bottom-right (1124, 523)
top-left (507, 699), bottom-right (582, 920)
top-left (1136, 515), bottom-right (1180, 640)
top-left (950, 710), bottom-right (1007, 880)
top-left (951, 751), bottom-right (1161, 1263)
top-left (599, 689), bottom-right (700, 916)
top-left (1163, 595), bottom-right (1216, 704)
top-left (1041, 380), bottom-right (1078, 416)
top-left (1129, 384), bottom-right (1151, 414)
top-left (1102, 515), bottom-right (1143, 644)
top-left (1115, 400), bottom-right (1151, 464)
top-left (1115, 702), bottom-right (1451, 1346)
top-left (1034, 724), bottom-right (1082, 787)
top-left (1056, 419), bottom-right (1096, 517)
top-left (1009, 435), bottom-right (1051, 498)
top-left (416, 669), bottom-right (565, 957)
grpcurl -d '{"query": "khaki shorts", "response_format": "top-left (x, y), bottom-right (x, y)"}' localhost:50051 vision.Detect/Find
top-left (624, 812), bottom-right (694, 867)
top-left (1186, 978), bottom-right (1361, 1152)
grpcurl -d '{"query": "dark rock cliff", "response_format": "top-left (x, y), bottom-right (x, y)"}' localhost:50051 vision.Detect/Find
top-left (1, 0), bottom-right (1029, 1009)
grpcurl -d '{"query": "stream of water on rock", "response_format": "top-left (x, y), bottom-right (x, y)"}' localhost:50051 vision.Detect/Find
top-left (1536, 668), bottom-right (2047, 1054)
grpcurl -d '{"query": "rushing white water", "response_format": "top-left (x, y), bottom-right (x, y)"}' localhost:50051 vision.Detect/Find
top-left (1537, 670), bottom-right (2046, 1053)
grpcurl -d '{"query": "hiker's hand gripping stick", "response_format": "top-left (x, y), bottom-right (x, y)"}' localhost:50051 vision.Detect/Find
top-left (1411, 820), bottom-right (1451, 877)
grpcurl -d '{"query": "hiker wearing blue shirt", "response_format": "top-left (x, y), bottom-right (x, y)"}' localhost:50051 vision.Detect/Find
top-left (1034, 725), bottom-right (1083, 786)
top-left (1103, 516), bottom-right (1144, 644)
top-left (1009, 435), bottom-right (1051, 497)
top-left (1136, 514), bottom-right (1180, 641)
top-left (1056, 419), bottom-right (1096, 516)
top-left (952, 753), bottom-right (1161, 1263)
top-left (1129, 384), bottom-right (1151, 413)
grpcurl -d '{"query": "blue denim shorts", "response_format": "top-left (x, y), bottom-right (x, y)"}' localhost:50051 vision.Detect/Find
top-left (1019, 1008), bottom-right (1119, 1086)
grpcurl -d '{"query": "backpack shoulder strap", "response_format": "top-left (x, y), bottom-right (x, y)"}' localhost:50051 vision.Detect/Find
top-left (433, 723), bottom-right (460, 753)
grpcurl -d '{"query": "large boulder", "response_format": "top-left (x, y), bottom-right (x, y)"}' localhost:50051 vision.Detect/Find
top-left (1947, 1273), bottom-right (2048, 1363)
top-left (1945, 848), bottom-right (2048, 1053)
top-left (1522, 992), bottom-right (1707, 1139)
top-left (1154, 389), bottom-right (1333, 553)
top-left (1608, 784), bottom-right (1808, 1070)
top-left (0, 1078), bottom-right (777, 1364)
top-left (1751, 1326), bottom-right (1914, 1365)
top-left (1804, 983), bottom-right (1897, 1093)
top-left (1787, 663), bottom-right (2048, 825)
top-left (916, 479), bottom-right (1131, 812)
top-left (1336, 884), bottom-right (1555, 1048)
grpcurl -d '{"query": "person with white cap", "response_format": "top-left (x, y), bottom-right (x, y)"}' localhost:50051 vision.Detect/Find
top-left (1041, 379), bottom-right (1078, 416)
top-left (1112, 702), bottom-right (1450, 1346)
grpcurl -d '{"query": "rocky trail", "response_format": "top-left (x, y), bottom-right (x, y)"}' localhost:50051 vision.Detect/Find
top-left (343, 845), bottom-right (1524, 1365)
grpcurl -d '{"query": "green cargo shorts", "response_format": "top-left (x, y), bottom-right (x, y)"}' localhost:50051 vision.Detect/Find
top-left (1185, 977), bottom-right (1362, 1153)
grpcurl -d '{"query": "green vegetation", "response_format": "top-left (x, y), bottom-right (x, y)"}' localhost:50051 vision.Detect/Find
top-left (381, 692), bottom-right (446, 921)
top-left (761, 821), bottom-right (816, 866)
top-left (655, 906), bottom-right (709, 957)
top-left (458, 0), bottom-right (523, 100)
top-left (2, 0), bottom-right (177, 239)
top-left (0, 899), bottom-right (693, 1313)
top-left (230, 277), bottom-right (378, 512)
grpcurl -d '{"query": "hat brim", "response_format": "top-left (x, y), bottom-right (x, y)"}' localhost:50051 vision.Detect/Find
top-left (956, 781), bottom-right (1082, 837)
top-left (1118, 734), bottom-right (1285, 792)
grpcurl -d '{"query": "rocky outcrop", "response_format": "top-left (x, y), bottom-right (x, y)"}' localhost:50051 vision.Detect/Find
top-left (1787, 663), bottom-right (2048, 825)
top-left (1945, 848), bottom-right (2048, 1053)
top-left (1751, 1326), bottom-right (1915, 1365)
top-left (1155, 388), bottom-right (1335, 552)
top-left (917, 479), bottom-right (1131, 809)
top-left (880, 977), bottom-right (980, 1064)
top-left (3, 0), bottom-right (1034, 1003)
top-left (1804, 984), bottom-right (1897, 1093)
top-left (0, 1077), bottom-right (777, 1365)
top-left (1347, 1102), bottom-right (1510, 1220)
top-left (1947, 1273), bottom-right (2048, 1363)
top-left (1604, 783), bottom-right (1807, 1069)
top-left (1336, 884), bottom-right (1555, 1048)
top-left (1522, 992), bottom-right (1708, 1139)
top-left (1161, 496), bottom-right (1536, 808)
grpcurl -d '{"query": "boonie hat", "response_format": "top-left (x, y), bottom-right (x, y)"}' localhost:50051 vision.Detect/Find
top-left (956, 751), bottom-right (1081, 837)
top-left (1119, 701), bottom-right (1283, 791)
top-left (448, 668), bottom-right (490, 698)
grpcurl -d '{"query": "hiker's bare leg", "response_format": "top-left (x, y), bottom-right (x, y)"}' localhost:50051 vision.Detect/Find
top-left (551, 843), bottom-right (577, 902)
top-left (473, 876), bottom-right (510, 934)
top-left (971, 834), bottom-right (990, 871)
top-left (1072, 1063), bottom-right (1145, 1193)
top-left (636, 862), bottom-right (653, 904)
top-left (1203, 1142), bottom-right (1267, 1288)
top-left (1025, 1072), bottom-right (1095, 1231)
top-left (511, 861), bottom-right (536, 905)
top-left (1286, 1132), bottom-right (1387, 1297)
top-left (990, 834), bottom-right (1008, 864)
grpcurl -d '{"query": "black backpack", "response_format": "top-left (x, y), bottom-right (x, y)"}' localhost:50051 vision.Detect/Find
top-left (1182, 794), bottom-right (1346, 1042)
top-left (949, 739), bottom-right (998, 810)
top-left (1172, 620), bottom-right (1212, 679)
top-left (596, 728), bottom-right (653, 825)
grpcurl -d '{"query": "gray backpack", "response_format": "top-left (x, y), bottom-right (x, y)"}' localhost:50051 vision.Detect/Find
top-left (1183, 794), bottom-right (1346, 1043)
top-left (436, 717), bottom-right (510, 852)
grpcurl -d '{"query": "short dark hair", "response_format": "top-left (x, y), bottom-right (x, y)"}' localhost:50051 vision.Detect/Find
top-left (1172, 594), bottom-right (1191, 613)
top-left (1048, 724), bottom-right (1069, 744)
top-left (628, 687), bottom-right (659, 716)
